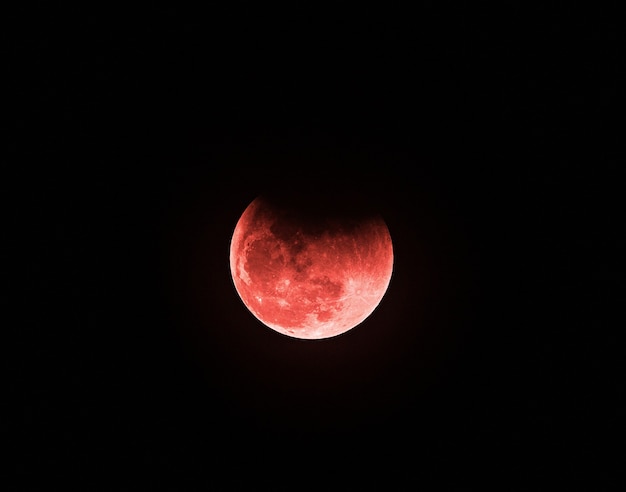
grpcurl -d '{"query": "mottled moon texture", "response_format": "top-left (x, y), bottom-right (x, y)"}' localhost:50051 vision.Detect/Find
top-left (229, 193), bottom-right (394, 340)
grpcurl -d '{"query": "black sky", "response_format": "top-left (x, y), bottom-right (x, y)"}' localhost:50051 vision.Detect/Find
top-left (10, 3), bottom-right (622, 490)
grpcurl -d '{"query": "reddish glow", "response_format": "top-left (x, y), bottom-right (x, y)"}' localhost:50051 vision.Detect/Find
top-left (229, 196), bottom-right (394, 340)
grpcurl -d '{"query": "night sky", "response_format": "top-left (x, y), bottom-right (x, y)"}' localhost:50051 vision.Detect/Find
top-left (11, 3), bottom-right (621, 490)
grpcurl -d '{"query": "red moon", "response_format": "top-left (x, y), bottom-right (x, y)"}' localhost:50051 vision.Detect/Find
top-left (229, 194), bottom-right (394, 340)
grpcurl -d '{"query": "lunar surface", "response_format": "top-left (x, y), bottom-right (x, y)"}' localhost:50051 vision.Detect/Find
top-left (229, 193), bottom-right (393, 339)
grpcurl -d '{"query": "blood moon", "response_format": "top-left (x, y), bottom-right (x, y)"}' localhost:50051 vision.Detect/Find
top-left (229, 193), bottom-right (394, 340)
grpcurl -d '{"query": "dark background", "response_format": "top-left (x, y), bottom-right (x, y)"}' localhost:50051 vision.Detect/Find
top-left (10, 3), bottom-right (622, 490)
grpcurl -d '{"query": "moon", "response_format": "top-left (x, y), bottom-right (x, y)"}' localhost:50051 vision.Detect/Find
top-left (229, 192), bottom-right (394, 340)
